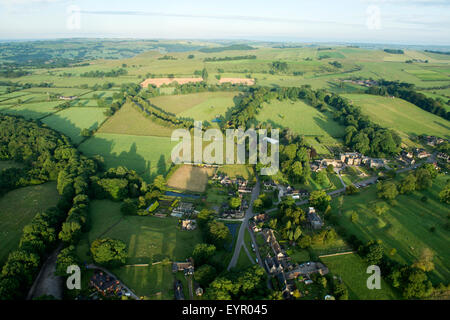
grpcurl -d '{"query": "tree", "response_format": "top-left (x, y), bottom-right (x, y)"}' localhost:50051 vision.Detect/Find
top-left (192, 243), bottom-right (216, 266)
top-left (229, 197), bottom-right (241, 209)
top-left (350, 210), bottom-right (359, 223)
top-left (253, 198), bottom-right (263, 212)
top-left (90, 238), bottom-right (127, 267)
top-left (439, 183), bottom-right (450, 204)
top-left (333, 281), bottom-right (348, 300)
top-left (415, 168), bottom-right (432, 190)
top-left (315, 170), bottom-right (328, 185)
top-left (412, 248), bottom-right (435, 272)
top-left (201, 68), bottom-right (209, 81)
top-left (55, 246), bottom-right (79, 276)
top-left (377, 181), bottom-right (398, 200)
top-left (194, 264), bottom-right (217, 287)
top-left (399, 173), bottom-right (416, 194)
top-left (361, 240), bottom-right (384, 265)
top-left (80, 128), bottom-right (92, 137)
top-left (207, 221), bottom-right (231, 247)
top-left (197, 209), bottom-right (214, 228)
top-left (309, 190), bottom-right (331, 212)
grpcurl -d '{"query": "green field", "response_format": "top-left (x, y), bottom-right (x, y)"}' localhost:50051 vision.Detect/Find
top-left (342, 94), bottom-right (450, 141)
top-left (0, 182), bottom-right (60, 265)
top-left (79, 132), bottom-right (177, 181)
top-left (98, 102), bottom-right (174, 137)
top-left (321, 254), bottom-right (400, 300)
top-left (177, 92), bottom-right (237, 124)
top-left (331, 174), bottom-right (450, 284)
top-left (0, 101), bottom-right (63, 119)
top-left (42, 107), bottom-right (109, 144)
top-left (256, 99), bottom-right (345, 138)
top-left (76, 200), bottom-right (203, 298)
top-left (150, 91), bottom-right (238, 116)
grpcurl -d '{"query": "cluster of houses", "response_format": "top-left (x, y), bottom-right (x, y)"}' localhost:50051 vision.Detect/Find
top-left (212, 173), bottom-right (253, 194)
top-left (422, 135), bottom-right (445, 147)
top-left (413, 148), bottom-right (432, 159)
top-left (311, 152), bottom-right (387, 172)
top-left (260, 227), bottom-right (328, 299)
top-left (211, 173), bottom-right (253, 220)
top-left (90, 271), bottom-right (125, 297)
top-left (263, 180), bottom-right (309, 200)
top-left (220, 198), bottom-right (249, 219)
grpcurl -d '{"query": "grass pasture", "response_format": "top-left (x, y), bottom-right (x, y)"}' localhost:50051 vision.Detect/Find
top-left (256, 99), bottom-right (345, 138)
top-left (42, 107), bottom-right (108, 144)
top-left (98, 102), bottom-right (174, 137)
top-left (342, 94), bottom-right (450, 140)
top-left (149, 91), bottom-right (238, 115)
top-left (321, 254), bottom-right (399, 300)
top-left (177, 92), bottom-right (238, 124)
top-left (0, 182), bottom-right (60, 265)
top-left (166, 165), bottom-right (215, 193)
top-left (76, 200), bottom-right (203, 298)
top-left (331, 174), bottom-right (450, 285)
top-left (79, 133), bottom-right (176, 181)
top-left (0, 101), bottom-right (63, 119)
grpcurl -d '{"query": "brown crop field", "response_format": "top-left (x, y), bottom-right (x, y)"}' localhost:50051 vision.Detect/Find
top-left (166, 165), bottom-right (215, 193)
top-left (140, 77), bottom-right (203, 88)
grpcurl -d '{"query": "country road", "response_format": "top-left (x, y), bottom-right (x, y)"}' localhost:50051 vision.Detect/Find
top-left (227, 177), bottom-right (261, 270)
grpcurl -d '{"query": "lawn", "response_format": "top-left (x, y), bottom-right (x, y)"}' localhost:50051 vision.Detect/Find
top-left (76, 200), bottom-right (203, 298)
top-left (234, 246), bottom-right (253, 270)
top-left (97, 102), bottom-right (174, 137)
top-left (331, 174), bottom-right (450, 285)
top-left (42, 107), bottom-right (109, 144)
top-left (0, 182), bottom-right (60, 265)
top-left (321, 253), bottom-right (400, 300)
top-left (342, 94), bottom-right (450, 140)
top-left (150, 91), bottom-right (238, 115)
top-left (79, 133), bottom-right (177, 181)
top-left (255, 99), bottom-right (345, 138)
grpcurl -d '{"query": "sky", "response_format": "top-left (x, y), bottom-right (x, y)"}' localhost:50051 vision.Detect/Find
top-left (0, 0), bottom-right (449, 45)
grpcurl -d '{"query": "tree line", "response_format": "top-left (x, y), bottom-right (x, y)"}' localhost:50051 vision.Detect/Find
top-left (80, 68), bottom-right (128, 78)
top-left (0, 115), bottom-right (98, 299)
top-left (204, 55), bottom-right (256, 62)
